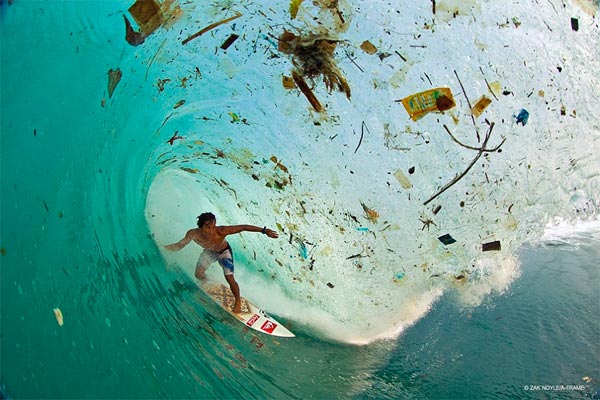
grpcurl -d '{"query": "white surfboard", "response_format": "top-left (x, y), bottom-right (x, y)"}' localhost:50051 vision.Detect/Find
top-left (202, 282), bottom-right (295, 338)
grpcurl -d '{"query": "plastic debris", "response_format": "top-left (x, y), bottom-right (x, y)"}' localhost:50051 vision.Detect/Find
top-left (471, 95), bottom-right (492, 118)
top-left (124, 0), bottom-right (182, 46)
top-left (53, 308), bottom-right (64, 326)
top-left (571, 17), bottom-right (579, 31)
top-left (393, 272), bottom-right (406, 282)
top-left (400, 87), bottom-right (456, 121)
top-left (299, 242), bottom-right (308, 259)
top-left (482, 240), bottom-right (501, 252)
top-left (218, 57), bottom-right (237, 79)
top-left (515, 109), bottom-right (529, 125)
top-left (220, 34), bottom-right (239, 50)
top-left (282, 76), bottom-right (296, 89)
top-left (438, 234), bottom-right (456, 245)
top-left (123, 15), bottom-right (146, 46)
top-left (128, 0), bottom-right (163, 35)
top-left (289, 0), bottom-right (304, 19)
top-left (228, 112), bottom-right (241, 123)
top-left (361, 202), bottom-right (379, 223)
top-left (173, 99), bottom-right (185, 109)
top-left (327, 282), bottom-right (335, 288)
top-left (488, 81), bottom-right (502, 97)
top-left (356, 227), bottom-right (369, 232)
top-left (393, 169), bottom-right (412, 189)
top-left (360, 40), bottom-right (378, 55)
top-left (107, 68), bottom-right (122, 98)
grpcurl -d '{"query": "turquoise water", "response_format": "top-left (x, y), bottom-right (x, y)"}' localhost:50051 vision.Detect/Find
top-left (2, 1), bottom-right (599, 399)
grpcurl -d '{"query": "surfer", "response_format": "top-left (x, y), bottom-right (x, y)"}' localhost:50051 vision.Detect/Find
top-left (164, 212), bottom-right (278, 313)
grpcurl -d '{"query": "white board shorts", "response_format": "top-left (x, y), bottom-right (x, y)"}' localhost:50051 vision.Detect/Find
top-left (197, 245), bottom-right (235, 276)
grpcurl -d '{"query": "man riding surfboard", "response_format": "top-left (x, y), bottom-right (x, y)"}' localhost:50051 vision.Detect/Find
top-left (165, 212), bottom-right (278, 313)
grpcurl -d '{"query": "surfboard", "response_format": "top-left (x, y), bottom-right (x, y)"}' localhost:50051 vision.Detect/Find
top-left (202, 282), bottom-right (295, 338)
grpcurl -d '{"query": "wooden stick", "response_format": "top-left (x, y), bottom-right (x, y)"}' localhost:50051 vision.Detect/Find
top-left (182, 12), bottom-right (242, 45)
top-left (354, 122), bottom-right (369, 154)
top-left (292, 71), bottom-right (322, 112)
top-left (454, 70), bottom-right (480, 142)
top-left (443, 124), bottom-right (505, 152)
top-left (423, 123), bottom-right (497, 206)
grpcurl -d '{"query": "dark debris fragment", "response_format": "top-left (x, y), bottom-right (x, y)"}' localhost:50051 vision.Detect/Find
top-left (438, 234), bottom-right (456, 245)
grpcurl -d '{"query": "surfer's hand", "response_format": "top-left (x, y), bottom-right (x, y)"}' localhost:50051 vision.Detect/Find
top-left (263, 228), bottom-right (278, 239)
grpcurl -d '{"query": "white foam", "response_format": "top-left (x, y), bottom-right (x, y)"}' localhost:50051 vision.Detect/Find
top-left (541, 218), bottom-right (600, 244)
top-left (141, 0), bottom-right (600, 343)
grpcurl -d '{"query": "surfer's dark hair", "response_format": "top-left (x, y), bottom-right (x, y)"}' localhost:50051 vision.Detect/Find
top-left (197, 212), bottom-right (216, 228)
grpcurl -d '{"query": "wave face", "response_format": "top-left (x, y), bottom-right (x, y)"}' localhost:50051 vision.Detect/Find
top-left (143, 0), bottom-right (600, 343)
top-left (1, 0), bottom-right (599, 397)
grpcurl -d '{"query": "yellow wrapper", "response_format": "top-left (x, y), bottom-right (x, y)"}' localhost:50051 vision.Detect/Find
top-left (401, 87), bottom-right (455, 121)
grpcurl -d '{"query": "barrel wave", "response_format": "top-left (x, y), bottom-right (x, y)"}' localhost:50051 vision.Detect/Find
top-left (1, 0), bottom-right (599, 398)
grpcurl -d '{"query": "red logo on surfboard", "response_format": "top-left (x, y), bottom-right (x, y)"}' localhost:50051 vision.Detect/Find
top-left (247, 314), bottom-right (260, 327)
top-left (261, 320), bottom-right (277, 334)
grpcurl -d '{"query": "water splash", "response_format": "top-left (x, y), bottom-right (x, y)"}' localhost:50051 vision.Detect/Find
top-left (141, 0), bottom-right (599, 343)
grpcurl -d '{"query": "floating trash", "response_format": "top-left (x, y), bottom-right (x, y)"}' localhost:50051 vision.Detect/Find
top-left (182, 12), bottom-right (242, 45)
top-left (393, 169), bottom-right (412, 189)
top-left (220, 34), bottom-right (239, 50)
top-left (515, 109), bottom-right (529, 125)
top-left (123, 15), bottom-right (146, 46)
top-left (482, 240), bottom-right (502, 252)
top-left (53, 308), bottom-right (64, 327)
top-left (128, 0), bottom-right (163, 36)
top-left (393, 272), bottom-right (406, 283)
top-left (471, 95), bottom-right (492, 118)
top-left (107, 68), bottom-right (122, 98)
top-left (282, 76), bottom-right (296, 89)
top-left (571, 17), bottom-right (579, 31)
top-left (361, 202), bottom-right (379, 223)
top-left (400, 87), bottom-right (456, 121)
top-left (438, 234), bottom-right (456, 245)
top-left (360, 40), bottom-right (378, 55)
top-left (278, 30), bottom-right (351, 110)
top-left (299, 242), bottom-right (308, 259)
top-left (289, 0), bottom-right (305, 19)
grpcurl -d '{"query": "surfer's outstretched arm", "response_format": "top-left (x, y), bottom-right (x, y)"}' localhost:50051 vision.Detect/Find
top-left (218, 225), bottom-right (279, 239)
top-left (164, 229), bottom-right (195, 251)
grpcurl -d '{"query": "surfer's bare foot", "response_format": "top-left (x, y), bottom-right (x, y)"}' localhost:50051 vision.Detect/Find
top-left (233, 302), bottom-right (242, 314)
